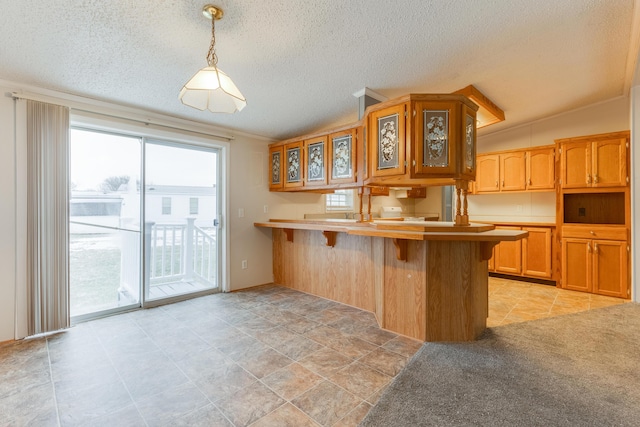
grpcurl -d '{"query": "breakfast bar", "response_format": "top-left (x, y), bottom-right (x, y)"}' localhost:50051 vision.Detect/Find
top-left (255, 219), bottom-right (527, 342)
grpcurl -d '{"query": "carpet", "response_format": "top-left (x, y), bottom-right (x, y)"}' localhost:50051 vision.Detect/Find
top-left (360, 303), bottom-right (640, 426)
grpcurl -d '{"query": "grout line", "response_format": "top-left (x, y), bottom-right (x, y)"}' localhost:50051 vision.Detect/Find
top-left (45, 338), bottom-right (62, 427)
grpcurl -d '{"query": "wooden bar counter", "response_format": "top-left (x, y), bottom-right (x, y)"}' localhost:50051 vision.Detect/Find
top-left (254, 219), bottom-right (527, 342)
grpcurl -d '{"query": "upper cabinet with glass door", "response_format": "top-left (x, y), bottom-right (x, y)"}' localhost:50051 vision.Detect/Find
top-left (365, 94), bottom-right (478, 186)
top-left (328, 127), bottom-right (358, 185)
top-left (412, 97), bottom-right (477, 181)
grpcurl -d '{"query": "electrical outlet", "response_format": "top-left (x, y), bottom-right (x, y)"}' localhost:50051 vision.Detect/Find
top-left (241, 260), bottom-right (248, 269)
top-left (238, 208), bottom-right (245, 218)
top-left (263, 205), bottom-right (268, 213)
top-left (516, 204), bottom-right (523, 213)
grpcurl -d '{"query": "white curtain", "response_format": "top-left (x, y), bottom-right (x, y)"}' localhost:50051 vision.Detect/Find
top-left (26, 100), bottom-right (70, 335)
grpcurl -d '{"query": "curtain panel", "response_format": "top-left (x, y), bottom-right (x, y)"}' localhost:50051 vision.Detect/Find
top-left (26, 100), bottom-right (70, 335)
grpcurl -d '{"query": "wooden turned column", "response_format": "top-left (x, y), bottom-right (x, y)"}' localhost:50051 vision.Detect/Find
top-left (454, 180), bottom-right (470, 226)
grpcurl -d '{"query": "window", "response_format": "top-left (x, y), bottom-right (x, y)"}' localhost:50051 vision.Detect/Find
top-left (189, 197), bottom-right (199, 215)
top-left (326, 189), bottom-right (353, 211)
top-left (162, 197), bottom-right (172, 215)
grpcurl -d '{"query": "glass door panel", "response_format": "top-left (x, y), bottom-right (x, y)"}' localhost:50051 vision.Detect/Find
top-left (144, 141), bottom-right (220, 302)
top-left (69, 129), bottom-right (142, 318)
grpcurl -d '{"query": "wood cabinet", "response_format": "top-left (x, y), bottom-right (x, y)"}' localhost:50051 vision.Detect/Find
top-left (369, 102), bottom-right (407, 178)
top-left (555, 130), bottom-right (630, 299)
top-left (500, 151), bottom-right (526, 191)
top-left (493, 226), bottom-right (522, 274)
top-left (328, 128), bottom-right (357, 185)
top-left (489, 224), bottom-right (554, 280)
top-left (526, 146), bottom-right (555, 190)
top-left (561, 226), bottom-right (628, 298)
top-left (304, 135), bottom-right (328, 187)
top-left (269, 145), bottom-right (284, 190)
top-left (558, 132), bottom-right (628, 189)
top-left (366, 94), bottom-right (478, 187)
top-left (475, 154), bottom-right (500, 192)
top-left (284, 140), bottom-right (304, 189)
top-left (523, 227), bottom-right (553, 278)
top-left (412, 99), bottom-right (477, 180)
top-left (475, 145), bottom-right (554, 193)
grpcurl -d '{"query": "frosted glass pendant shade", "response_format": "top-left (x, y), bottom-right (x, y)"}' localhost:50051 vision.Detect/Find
top-left (179, 66), bottom-right (246, 113)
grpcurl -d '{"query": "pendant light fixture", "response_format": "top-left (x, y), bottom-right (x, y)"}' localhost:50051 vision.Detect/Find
top-left (179, 5), bottom-right (246, 113)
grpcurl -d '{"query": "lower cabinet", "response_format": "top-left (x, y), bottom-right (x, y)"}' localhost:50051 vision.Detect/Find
top-left (561, 226), bottom-right (629, 298)
top-left (490, 225), bottom-right (554, 280)
top-left (494, 226), bottom-right (522, 274)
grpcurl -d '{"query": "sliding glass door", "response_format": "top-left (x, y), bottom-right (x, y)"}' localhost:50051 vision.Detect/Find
top-left (143, 141), bottom-right (221, 303)
top-left (69, 129), bottom-right (142, 318)
top-left (69, 129), bottom-right (222, 320)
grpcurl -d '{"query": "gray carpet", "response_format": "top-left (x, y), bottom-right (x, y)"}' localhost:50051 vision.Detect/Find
top-left (360, 303), bottom-right (640, 426)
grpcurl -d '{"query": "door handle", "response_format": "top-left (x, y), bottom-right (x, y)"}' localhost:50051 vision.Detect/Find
top-left (213, 219), bottom-right (220, 227)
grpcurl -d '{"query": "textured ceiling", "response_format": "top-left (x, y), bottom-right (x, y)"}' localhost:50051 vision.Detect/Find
top-left (0, 0), bottom-right (637, 140)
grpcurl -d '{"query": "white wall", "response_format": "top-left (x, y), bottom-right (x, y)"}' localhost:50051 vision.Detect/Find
top-left (468, 96), bottom-right (630, 223)
top-left (0, 88), bottom-right (17, 342)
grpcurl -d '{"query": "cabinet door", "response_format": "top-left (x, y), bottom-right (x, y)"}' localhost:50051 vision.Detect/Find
top-left (500, 151), bottom-right (526, 191)
top-left (475, 154), bottom-right (500, 193)
top-left (304, 136), bottom-right (328, 187)
top-left (561, 141), bottom-right (590, 188)
top-left (592, 239), bottom-right (628, 298)
top-left (329, 128), bottom-right (357, 184)
top-left (526, 147), bottom-right (555, 190)
top-left (370, 103), bottom-right (406, 177)
top-left (284, 141), bottom-right (304, 189)
top-left (562, 238), bottom-right (591, 292)
top-left (592, 137), bottom-right (627, 187)
top-left (413, 101), bottom-right (458, 176)
top-left (522, 227), bottom-right (552, 278)
top-left (269, 145), bottom-right (284, 190)
top-left (494, 227), bottom-right (522, 274)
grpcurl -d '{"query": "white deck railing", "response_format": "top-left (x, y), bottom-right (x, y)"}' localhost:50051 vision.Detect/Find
top-left (145, 218), bottom-right (218, 288)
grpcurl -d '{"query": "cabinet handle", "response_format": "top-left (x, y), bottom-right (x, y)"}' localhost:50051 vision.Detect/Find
top-left (594, 243), bottom-right (598, 254)
top-left (587, 242), bottom-right (591, 253)
top-left (495, 180), bottom-right (498, 188)
top-left (528, 178), bottom-right (532, 186)
top-left (593, 174), bottom-right (598, 184)
top-left (590, 230), bottom-right (595, 236)
top-left (502, 180), bottom-right (505, 187)
top-left (586, 174), bottom-right (591, 184)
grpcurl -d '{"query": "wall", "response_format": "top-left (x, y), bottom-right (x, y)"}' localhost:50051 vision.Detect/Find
top-left (468, 96), bottom-right (630, 223)
top-left (0, 87), bottom-right (17, 341)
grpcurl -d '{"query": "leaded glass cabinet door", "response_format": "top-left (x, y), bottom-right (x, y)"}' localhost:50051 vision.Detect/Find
top-left (412, 101), bottom-right (458, 177)
top-left (328, 128), bottom-right (357, 184)
top-left (304, 135), bottom-right (328, 187)
top-left (284, 140), bottom-right (304, 189)
top-left (269, 145), bottom-right (284, 190)
top-left (460, 103), bottom-right (477, 180)
top-left (369, 103), bottom-right (406, 177)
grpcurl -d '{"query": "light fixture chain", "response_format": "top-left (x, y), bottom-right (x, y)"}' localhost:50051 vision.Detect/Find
top-left (206, 16), bottom-right (218, 67)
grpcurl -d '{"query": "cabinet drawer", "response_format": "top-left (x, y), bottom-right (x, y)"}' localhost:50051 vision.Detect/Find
top-left (561, 225), bottom-right (627, 240)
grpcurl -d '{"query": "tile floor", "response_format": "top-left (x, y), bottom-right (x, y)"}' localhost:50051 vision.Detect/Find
top-left (0, 279), bottom-right (627, 426)
top-left (487, 276), bottom-right (627, 326)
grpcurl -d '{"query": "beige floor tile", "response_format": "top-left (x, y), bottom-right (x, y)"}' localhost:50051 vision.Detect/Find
top-left (261, 363), bottom-right (324, 401)
top-left (250, 403), bottom-right (320, 427)
top-left (291, 381), bottom-right (362, 426)
top-left (329, 362), bottom-right (391, 400)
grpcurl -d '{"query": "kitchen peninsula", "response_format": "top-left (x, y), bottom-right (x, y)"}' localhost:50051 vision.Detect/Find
top-left (255, 219), bottom-right (527, 342)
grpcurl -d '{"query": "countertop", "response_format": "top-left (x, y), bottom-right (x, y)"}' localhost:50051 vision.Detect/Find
top-left (254, 219), bottom-right (528, 242)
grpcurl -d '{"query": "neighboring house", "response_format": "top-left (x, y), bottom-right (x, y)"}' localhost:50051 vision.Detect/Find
top-left (70, 184), bottom-right (217, 234)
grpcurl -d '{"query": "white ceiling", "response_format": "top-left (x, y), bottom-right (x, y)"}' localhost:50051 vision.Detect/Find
top-left (0, 0), bottom-right (638, 141)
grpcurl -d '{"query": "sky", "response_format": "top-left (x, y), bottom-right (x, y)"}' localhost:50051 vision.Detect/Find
top-left (70, 129), bottom-right (217, 191)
